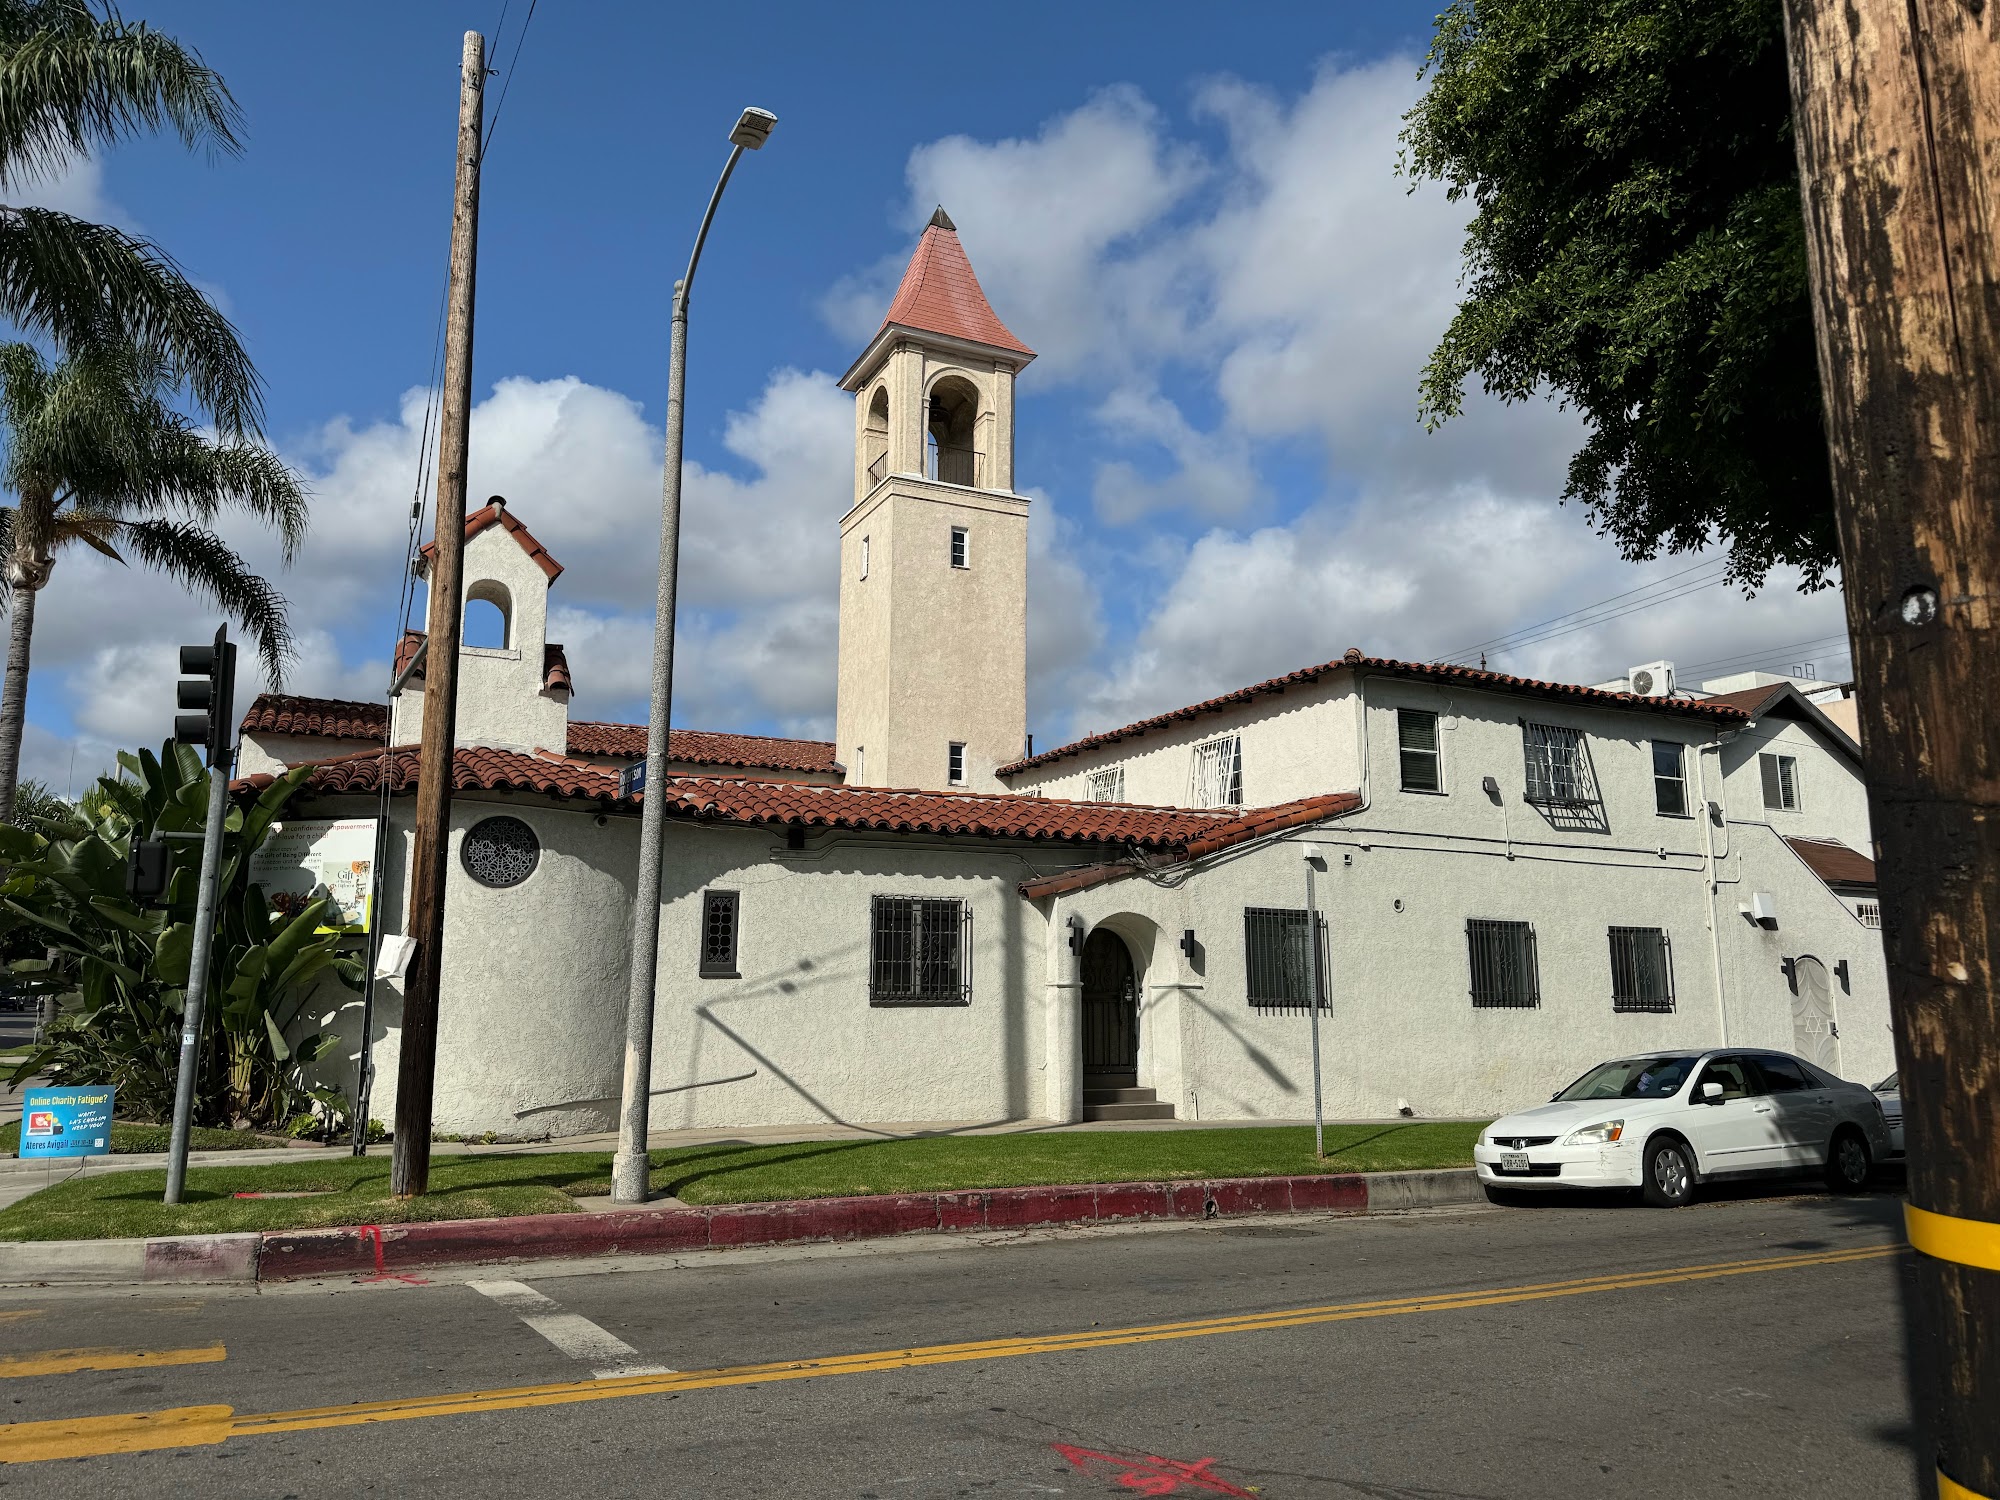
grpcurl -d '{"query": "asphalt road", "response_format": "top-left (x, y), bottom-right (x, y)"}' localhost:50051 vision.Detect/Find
top-left (0, 1185), bottom-right (1916, 1498)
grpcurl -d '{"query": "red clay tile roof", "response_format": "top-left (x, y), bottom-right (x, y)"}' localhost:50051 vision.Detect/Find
top-left (877, 208), bottom-right (1034, 358)
top-left (1784, 836), bottom-right (1877, 888)
top-left (252, 746), bottom-right (1357, 857)
top-left (239, 694), bottom-right (387, 742)
top-left (1018, 793), bottom-right (1362, 900)
top-left (418, 497), bottom-right (564, 581)
top-left (567, 722), bottom-right (839, 773)
top-left (1000, 649), bottom-right (1754, 776)
top-left (1699, 686), bottom-right (1788, 716)
top-left (393, 629), bottom-right (425, 678)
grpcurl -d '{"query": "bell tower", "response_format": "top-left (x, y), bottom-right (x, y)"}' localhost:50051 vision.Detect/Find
top-left (835, 208), bottom-right (1035, 793)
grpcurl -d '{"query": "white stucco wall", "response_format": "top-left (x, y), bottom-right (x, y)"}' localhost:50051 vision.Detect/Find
top-left (1718, 711), bottom-right (1872, 855)
top-left (239, 732), bottom-right (375, 778)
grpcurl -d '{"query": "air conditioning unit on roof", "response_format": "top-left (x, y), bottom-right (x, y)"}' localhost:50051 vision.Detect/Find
top-left (1628, 660), bottom-right (1676, 698)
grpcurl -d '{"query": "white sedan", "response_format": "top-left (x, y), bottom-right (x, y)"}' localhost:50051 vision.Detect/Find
top-left (1474, 1048), bottom-right (1893, 1207)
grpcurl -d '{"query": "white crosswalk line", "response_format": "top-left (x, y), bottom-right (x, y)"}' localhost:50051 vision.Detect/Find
top-left (467, 1279), bottom-right (673, 1379)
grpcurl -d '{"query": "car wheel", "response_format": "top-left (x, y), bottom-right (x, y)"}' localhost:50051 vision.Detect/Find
top-left (1824, 1128), bottom-right (1872, 1193)
top-left (1642, 1136), bottom-right (1696, 1208)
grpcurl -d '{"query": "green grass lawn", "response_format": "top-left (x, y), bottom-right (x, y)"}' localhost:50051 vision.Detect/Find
top-left (0, 1120), bottom-right (272, 1156)
top-left (0, 1122), bottom-right (1483, 1242)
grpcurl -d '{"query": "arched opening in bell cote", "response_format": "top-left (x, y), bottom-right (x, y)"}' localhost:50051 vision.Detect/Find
top-left (926, 376), bottom-right (981, 488)
top-left (863, 385), bottom-right (890, 486)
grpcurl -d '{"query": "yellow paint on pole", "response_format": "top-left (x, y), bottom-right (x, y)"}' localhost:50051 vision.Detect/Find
top-left (0, 1244), bottom-right (1896, 1465)
top-left (1906, 1202), bottom-right (2000, 1274)
top-left (0, 1343), bottom-right (225, 1379)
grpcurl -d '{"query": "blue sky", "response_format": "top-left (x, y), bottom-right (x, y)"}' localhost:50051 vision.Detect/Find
top-left (17, 1), bottom-right (1849, 788)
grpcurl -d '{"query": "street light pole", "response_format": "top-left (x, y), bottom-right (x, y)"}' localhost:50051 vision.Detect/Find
top-left (611, 107), bottom-right (776, 1205)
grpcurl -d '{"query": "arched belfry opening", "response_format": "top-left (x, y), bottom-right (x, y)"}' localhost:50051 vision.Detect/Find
top-left (863, 385), bottom-right (890, 486)
top-left (926, 375), bottom-right (980, 487)
top-left (465, 578), bottom-right (512, 650)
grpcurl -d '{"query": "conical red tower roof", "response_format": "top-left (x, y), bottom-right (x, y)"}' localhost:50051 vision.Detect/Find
top-left (877, 208), bottom-right (1033, 357)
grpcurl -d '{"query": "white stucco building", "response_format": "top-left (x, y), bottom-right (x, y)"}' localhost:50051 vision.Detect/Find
top-left (237, 211), bottom-right (1893, 1139)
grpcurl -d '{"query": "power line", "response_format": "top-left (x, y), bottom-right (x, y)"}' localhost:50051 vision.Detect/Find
top-left (1679, 632), bottom-right (1853, 679)
top-left (1442, 558), bottom-right (1730, 666)
top-left (480, 0), bottom-right (538, 162)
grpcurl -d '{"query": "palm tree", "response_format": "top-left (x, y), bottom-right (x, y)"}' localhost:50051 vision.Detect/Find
top-left (0, 1), bottom-right (261, 435)
top-left (0, 337), bottom-right (305, 816)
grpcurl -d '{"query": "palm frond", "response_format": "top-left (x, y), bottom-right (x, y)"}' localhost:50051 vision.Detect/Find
top-left (112, 516), bottom-right (292, 683)
top-left (0, 207), bottom-right (261, 435)
top-left (0, 2), bottom-right (241, 185)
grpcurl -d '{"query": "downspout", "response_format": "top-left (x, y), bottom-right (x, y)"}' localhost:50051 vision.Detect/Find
top-left (1695, 733), bottom-right (1732, 1046)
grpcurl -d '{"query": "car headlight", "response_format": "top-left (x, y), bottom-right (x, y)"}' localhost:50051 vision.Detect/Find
top-left (1563, 1119), bottom-right (1624, 1145)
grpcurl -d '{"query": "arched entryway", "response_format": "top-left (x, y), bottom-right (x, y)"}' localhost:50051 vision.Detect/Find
top-left (1081, 927), bottom-right (1139, 1083)
top-left (1789, 954), bottom-right (1841, 1071)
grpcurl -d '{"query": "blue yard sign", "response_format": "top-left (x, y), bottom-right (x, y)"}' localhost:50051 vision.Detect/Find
top-left (17, 1086), bottom-right (116, 1158)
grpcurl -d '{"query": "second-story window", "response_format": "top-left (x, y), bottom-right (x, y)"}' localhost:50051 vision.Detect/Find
top-left (1087, 766), bottom-right (1125, 802)
top-left (950, 526), bottom-right (970, 569)
top-left (1760, 752), bottom-right (1801, 811)
top-left (1523, 722), bottom-right (1594, 805)
top-left (1398, 709), bottom-right (1441, 792)
top-left (948, 741), bottom-right (967, 786)
top-left (1191, 734), bottom-right (1243, 807)
top-left (1652, 740), bottom-right (1688, 816)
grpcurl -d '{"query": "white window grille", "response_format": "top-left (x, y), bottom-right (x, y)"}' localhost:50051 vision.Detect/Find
top-left (1398, 709), bottom-right (1441, 792)
top-left (1608, 926), bottom-right (1674, 1013)
top-left (1086, 766), bottom-right (1125, 803)
top-left (1856, 900), bottom-right (1881, 928)
top-left (1760, 752), bottom-right (1801, 811)
top-left (1522, 722), bottom-right (1595, 805)
top-left (947, 742), bottom-right (967, 785)
top-left (950, 526), bottom-right (969, 569)
top-left (1190, 734), bottom-right (1243, 807)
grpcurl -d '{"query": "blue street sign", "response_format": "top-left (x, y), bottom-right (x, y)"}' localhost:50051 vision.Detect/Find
top-left (17, 1086), bottom-right (116, 1158)
top-left (620, 762), bottom-right (646, 797)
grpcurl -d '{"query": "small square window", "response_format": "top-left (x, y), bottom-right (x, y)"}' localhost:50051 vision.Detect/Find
top-left (948, 741), bottom-right (967, 785)
top-left (1523, 723), bottom-right (1593, 805)
top-left (1856, 900), bottom-right (1881, 928)
top-left (699, 890), bottom-right (739, 978)
top-left (950, 526), bottom-right (969, 569)
top-left (870, 895), bottom-right (970, 1006)
top-left (1086, 766), bottom-right (1125, 802)
top-left (1398, 709), bottom-right (1441, 793)
top-left (1243, 907), bottom-right (1328, 1011)
top-left (1652, 741), bottom-right (1688, 816)
top-left (1608, 925), bottom-right (1674, 1012)
top-left (1760, 752), bottom-right (1800, 811)
top-left (1466, 918), bottom-right (1539, 1008)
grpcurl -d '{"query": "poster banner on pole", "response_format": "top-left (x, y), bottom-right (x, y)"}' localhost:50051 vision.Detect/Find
top-left (18, 1086), bottom-right (115, 1158)
top-left (247, 817), bottom-right (379, 933)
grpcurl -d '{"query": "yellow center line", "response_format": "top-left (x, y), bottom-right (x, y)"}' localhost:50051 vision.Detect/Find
top-left (0, 1243), bottom-right (1898, 1465)
top-left (0, 1344), bottom-right (226, 1380)
top-left (0, 1310), bottom-right (43, 1325)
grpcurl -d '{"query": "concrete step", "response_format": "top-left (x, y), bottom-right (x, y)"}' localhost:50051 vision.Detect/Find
top-left (1081, 1100), bottom-right (1177, 1122)
top-left (1083, 1086), bottom-right (1159, 1104)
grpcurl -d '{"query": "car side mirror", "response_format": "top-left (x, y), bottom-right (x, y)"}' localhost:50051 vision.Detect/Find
top-left (1700, 1081), bottom-right (1724, 1105)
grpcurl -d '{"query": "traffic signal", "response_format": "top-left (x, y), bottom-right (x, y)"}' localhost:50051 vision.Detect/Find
top-left (125, 838), bottom-right (169, 903)
top-left (173, 625), bottom-right (237, 768)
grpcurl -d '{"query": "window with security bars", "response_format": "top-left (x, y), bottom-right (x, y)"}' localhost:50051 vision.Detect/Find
top-left (869, 896), bottom-right (971, 1006)
top-left (699, 890), bottom-right (739, 978)
top-left (1608, 926), bottom-right (1674, 1013)
top-left (1243, 907), bottom-right (1328, 1010)
top-left (1522, 723), bottom-right (1595, 805)
top-left (1398, 709), bottom-right (1441, 792)
top-left (1760, 752), bottom-right (1801, 811)
top-left (1086, 765), bottom-right (1125, 803)
top-left (1856, 901), bottom-right (1881, 928)
top-left (1191, 734), bottom-right (1243, 807)
top-left (1466, 919), bottom-right (1540, 1008)
top-left (1652, 740), bottom-right (1688, 816)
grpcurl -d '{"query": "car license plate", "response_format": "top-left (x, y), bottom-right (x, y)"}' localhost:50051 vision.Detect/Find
top-left (1501, 1152), bottom-right (1531, 1172)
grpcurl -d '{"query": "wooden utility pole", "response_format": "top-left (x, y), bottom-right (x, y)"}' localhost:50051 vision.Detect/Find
top-left (392, 29), bottom-right (484, 1198)
top-left (1781, 5), bottom-right (1998, 1497)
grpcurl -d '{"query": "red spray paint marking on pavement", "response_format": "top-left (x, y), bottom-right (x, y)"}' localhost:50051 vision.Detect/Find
top-left (1052, 1443), bottom-right (1256, 1497)
top-left (353, 1224), bottom-right (429, 1285)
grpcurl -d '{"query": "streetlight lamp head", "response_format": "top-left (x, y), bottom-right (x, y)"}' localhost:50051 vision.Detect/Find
top-left (730, 108), bottom-right (777, 150)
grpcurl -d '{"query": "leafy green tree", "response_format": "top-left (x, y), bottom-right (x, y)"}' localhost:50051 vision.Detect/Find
top-left (0, 1), bottom-right (260, 433)
top-left (0, 743), bottom-right (362, 1128)
top-left (1401, 0), bottom-right (1832, 588)
top-left (0, 338), bottom-right (306, 818)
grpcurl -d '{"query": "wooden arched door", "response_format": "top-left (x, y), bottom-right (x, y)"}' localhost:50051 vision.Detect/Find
top-left (1081, 928), bottom-right (1138, 1081)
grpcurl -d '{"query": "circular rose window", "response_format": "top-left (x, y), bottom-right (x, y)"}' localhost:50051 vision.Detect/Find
top-left (461, 815), bottom-right (540, 889)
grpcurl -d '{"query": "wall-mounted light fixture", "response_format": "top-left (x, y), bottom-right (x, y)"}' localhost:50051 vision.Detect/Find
top-left (1180, 928), bottom-right (1198, 962)
top-left (1834, 958), bottom-right (1851, 992)
top-left (1480, 775), bottom-right (1500, 796)
top-left (1067, 915), bottom-right (1084, 955)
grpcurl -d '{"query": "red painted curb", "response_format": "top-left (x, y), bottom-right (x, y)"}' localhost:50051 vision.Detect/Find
top-left (255, 1170), bottom-right (1423, 1282)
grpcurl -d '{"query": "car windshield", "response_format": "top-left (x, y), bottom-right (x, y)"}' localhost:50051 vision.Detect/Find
top-left (1874, 1072), bottom-right (1899, 1093)
top-left (1555, 1056), bottom-right (1698, 1101)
